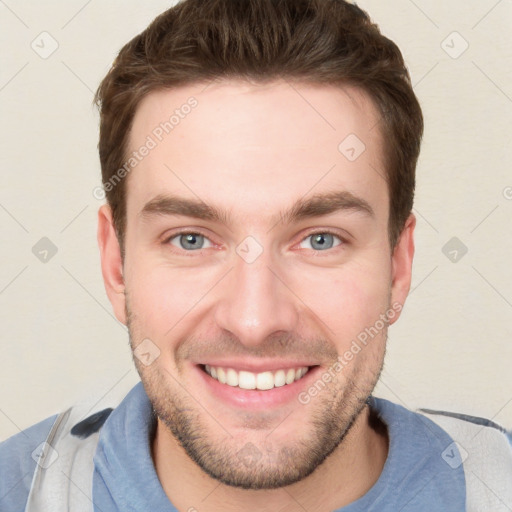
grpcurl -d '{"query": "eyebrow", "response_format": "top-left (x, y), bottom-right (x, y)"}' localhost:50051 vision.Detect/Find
top-left (139, 190), bottom-right (374, 227)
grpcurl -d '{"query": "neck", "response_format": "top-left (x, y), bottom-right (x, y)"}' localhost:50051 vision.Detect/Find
top-left (151, 405), bottom-right (389, 512)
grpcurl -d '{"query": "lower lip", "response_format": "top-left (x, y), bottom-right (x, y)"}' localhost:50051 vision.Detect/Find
top-left (194, 364), bottom-right (322, 410)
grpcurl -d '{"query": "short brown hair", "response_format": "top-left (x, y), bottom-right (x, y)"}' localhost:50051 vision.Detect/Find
top-left (94, 0), bottom-right (423, 257)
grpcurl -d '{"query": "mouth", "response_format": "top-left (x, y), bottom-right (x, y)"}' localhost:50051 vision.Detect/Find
top-left (195, 363), bottom-right (322, 410)
top-left (200, 364), bottom-right (314, 390)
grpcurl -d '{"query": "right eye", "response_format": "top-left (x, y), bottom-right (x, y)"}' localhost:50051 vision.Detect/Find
top-left (164, 231), bottom-right (215, 252)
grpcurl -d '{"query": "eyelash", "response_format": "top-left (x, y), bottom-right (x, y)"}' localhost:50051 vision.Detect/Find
top-left (162, 229), bottom-right (347, 256)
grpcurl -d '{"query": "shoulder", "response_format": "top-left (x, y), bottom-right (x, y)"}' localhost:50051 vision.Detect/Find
top-left (369, 397), bottom-right (512, 510)
top-left (418, 407), bottom-right (512, 511)
top-left (0, 406), bottom-right (115, 512)
top-left (0, 414), bottom-right (58, 512)
top-left (366, 397), bottom-right (467, 509)
top-left (417, 406), bottom-right (512, 464)
top-left (0, 383), bottom-right (137, 512)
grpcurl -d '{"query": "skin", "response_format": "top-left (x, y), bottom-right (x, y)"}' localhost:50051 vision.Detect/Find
top-left (98, 79), bottom-right (415, 511)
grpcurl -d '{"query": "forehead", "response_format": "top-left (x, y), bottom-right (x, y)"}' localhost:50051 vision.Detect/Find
top-left (125, 79), bottom-right (387, 226)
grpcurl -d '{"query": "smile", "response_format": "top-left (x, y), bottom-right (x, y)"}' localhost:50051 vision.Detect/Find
top-left (202, 364), bottom-right (312, 390)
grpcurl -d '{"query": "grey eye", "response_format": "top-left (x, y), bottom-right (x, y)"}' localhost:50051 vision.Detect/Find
top-left (300, 233), bottom-right (342, 251)
top-left (169, 233), bottom-right (213, 251)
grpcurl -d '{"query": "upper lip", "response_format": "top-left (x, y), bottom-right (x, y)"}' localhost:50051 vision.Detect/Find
top-left (196, 359), bottom-right (319, 373)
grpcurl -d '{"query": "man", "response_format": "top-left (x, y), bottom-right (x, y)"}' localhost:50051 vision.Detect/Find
top-left (1, 0), bottom-right (511, 510)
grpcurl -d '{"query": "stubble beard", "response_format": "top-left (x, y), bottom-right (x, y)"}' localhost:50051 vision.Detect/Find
top-left (125, 297), bottom-right (386, 490)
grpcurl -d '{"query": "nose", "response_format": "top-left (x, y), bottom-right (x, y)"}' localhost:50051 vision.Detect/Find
top-left (213, 244), bottom-right (300, 348)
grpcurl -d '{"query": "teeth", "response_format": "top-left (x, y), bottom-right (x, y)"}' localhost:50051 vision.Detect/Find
top-left (226, 368), bottom-right (238, 386)
top-left (274, 370), bottom-right (286, 387)
top-left (217, 367), bottom-right (227, 384)
top-left (256, 371), bottom-right (274, 390)
top-left (239, 371), bottom-right (256, 390)
top-left (204, 365), bottom-right (311, 390)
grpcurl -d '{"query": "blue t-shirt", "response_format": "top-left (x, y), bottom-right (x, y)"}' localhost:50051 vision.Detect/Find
top-left (0, 382), bottom-right (467, 511)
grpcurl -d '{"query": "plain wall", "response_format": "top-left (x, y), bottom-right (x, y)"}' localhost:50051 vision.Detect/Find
top-left (1, 0), bottom-right (511, 441)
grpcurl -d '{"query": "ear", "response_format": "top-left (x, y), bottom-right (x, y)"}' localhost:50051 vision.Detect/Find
top-left (389, 213), bottom-right (416, 325)
top-left (97, 204), bottom-right (127, 325)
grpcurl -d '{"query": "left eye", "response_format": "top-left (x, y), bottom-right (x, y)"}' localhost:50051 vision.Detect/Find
top-left (299, 232), bottom-right (343, 251)
top-left (168, 232), bottom-right (213, 251)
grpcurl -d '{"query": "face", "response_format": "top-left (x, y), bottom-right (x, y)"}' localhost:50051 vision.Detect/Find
top-left (98, 79), bottom-right (415, 490)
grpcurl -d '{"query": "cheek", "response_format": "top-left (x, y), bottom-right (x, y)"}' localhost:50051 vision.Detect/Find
top-left (290, 260), bottom-right (391, 342)
top-left (125, 259), bottom-right (218, 338)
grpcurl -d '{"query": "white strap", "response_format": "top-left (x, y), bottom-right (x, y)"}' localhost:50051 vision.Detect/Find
top-left (24, 406), bottom-right (99, 512)
top-left (420, 411), bottom-right (512, 512)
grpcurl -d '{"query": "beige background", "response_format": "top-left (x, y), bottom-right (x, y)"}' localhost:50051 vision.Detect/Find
top-left (1, 0), bottom-right (511, 441)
